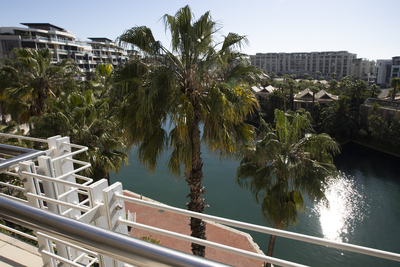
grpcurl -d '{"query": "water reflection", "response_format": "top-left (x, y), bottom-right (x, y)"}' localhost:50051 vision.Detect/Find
top-left (313, 172), bottom-right (368, 242)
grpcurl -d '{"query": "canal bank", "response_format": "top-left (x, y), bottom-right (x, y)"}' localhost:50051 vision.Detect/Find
top-left (111, 142), bottom-right (400, 266)
top-left (123, 190), bottom-right (265, 267)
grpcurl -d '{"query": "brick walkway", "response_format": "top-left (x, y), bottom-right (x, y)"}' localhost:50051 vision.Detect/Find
top-left (123, 190), bottom-right (265, 267)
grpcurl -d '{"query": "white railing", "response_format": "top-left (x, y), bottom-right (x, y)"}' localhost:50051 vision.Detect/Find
top-left (0, 133), bottom-right (400, 267)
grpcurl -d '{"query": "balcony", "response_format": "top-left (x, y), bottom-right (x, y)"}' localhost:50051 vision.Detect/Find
top-left (0, 133), bottom-right (399, 267)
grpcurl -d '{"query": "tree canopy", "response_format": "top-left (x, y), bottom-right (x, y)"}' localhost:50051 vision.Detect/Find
top-left (114, 5), bottom-right (262, 257)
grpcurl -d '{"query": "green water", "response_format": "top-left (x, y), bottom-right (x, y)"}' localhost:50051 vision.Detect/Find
top-left (111, 142), bottom-right (400, 266)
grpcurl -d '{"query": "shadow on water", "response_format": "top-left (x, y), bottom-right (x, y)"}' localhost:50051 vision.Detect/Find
top-left (111, 142), bottom-right (400, 267)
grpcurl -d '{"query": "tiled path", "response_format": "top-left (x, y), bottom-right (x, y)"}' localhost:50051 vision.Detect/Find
top-left (0, 191), bottom-right (266, 267)
top-left (0, 232), bottom-right (42, 267)
top-left (124, 190), bottom-right (265, 267)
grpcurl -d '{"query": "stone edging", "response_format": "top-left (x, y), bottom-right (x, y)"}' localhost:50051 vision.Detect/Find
top-left (122, 190), bottom-right (265, 256)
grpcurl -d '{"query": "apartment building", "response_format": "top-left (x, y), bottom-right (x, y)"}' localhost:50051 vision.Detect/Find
top-left (349, 58), bottom-right (376, 82)
top-left (390, 56), bottom-right (400, 78)
top-left (249, 51), bottom-right (357, 79)
top-left (376, 59), bottom-right (392, 86)
top-left (82, 37), bottom-right (130, 70)
top-left (0, 23), bottom-right (131, 72)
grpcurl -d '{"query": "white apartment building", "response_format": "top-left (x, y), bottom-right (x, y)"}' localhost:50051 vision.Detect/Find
top-left (250, 51), bottom-right (357, 79)
top-left (390, 56), bottom-right (400, 79)
top-left (376, 59), bottom-right (392, 86)
top-left (0, 23), bottom-right (131, 72)
top-left (83, 37), bottom-right (129, 70)
top-left (349, 58), bottom-right (376, 82)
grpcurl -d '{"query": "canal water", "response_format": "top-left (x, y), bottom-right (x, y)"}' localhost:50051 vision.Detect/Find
top-left (111, 142), bottom-right (400, 267)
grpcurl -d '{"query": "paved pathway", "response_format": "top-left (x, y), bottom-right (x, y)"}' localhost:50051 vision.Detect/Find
top-left (0, 232), bottom-right (42, 267)
top-left (124, 190), bottom-right (265, 267)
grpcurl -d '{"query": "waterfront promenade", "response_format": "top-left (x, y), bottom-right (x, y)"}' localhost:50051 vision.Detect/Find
top-left (124, 190), bottom-right (265, 267)
top-left (0, 191), bottom-right (265, 267)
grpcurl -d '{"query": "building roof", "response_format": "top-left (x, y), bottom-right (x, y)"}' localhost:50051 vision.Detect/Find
top-left (316, 89), bottom-right (338, 100)
top-left (295, 88), bottom-right (338, 101)
top-left (20, 23), bottom-right (65, 32)
top-left (88, 37), bottom-right (113, 43)
top-left (251, 85), bottom-right (276, 94)
top-left (295, 88), bottom-right (314, 99)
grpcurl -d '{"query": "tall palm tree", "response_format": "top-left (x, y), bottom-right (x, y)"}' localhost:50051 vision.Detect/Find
top-left (30, 90), bottom-right (128, 183)
top-left (315, 70), bottom-right (321, 79)
top-left (320, 96), bottom-right (357, 141)
top-left (114, 5), bottom-right (261, 257)
top-left (237, 110), bottom-right (339, 266)
top-left (287, 78), bottom-right (296, 110)
top-left (352, 79), bottom-right (369, 111)
top-left (4, 48), bottom-right (75, 119)
top-left (309, 85), bottom-right (320, 117)
top-left (389, 77), bottom-right (400, 101)
top-left (368, 84), bottom-right (382, 98)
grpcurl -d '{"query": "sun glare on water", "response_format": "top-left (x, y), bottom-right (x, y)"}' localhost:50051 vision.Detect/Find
top-left (313, 172), bottom-right (368, 242)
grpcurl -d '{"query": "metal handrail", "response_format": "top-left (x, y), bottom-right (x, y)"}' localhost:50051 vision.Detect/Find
top-left (0, 144), bottom-right (46, 173)
top-left (117, 194), bottom-right (400, 263)
top-left (0, 196), bottom-right (230, 267)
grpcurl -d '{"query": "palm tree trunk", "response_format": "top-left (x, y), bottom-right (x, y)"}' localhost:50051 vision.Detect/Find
top-left (290, 86), bottom-right (294, 110)
top-left (265, 222), bottom-right (278, 267)
top-left (0, 102), bottom-right (7, 125)
top-left (186, 97), bottom-right (207, 257)
top-left (312, 93), bottom-right (315, 118)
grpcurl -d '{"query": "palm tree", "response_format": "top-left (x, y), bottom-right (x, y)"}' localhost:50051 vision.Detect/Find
top-left (3, 48), bottom-right (75, 120)
top-left (328, 78), bottom-right (339, 94)
top-left (368, 84), bottom-right (382, 98)
top-left (389, 77), bottom-right (400, 101)
top-left (352, 80), bottom-right (369, 111)
top-left (114, 5), bottom-right (261, 257)
top-left (263, 90), bottom-right (287, 122)
top-left (315, 70), bottom-right (321, 79)
top-left (309, 85), bottom-right (320, 117)
top-left (91, 63), bottom-right (114, 98)
top-left (237, 109), bottom-right (339, 266)
top-left (287, 78), bottom-right (296, 110)
top-left (30, 90), bottom-right (128, 184)
top-left (320, 96), bottom-right (357, 141)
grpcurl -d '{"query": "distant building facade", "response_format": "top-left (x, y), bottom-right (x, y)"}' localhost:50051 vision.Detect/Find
top-left (375, 57), bottom-right (400, 87)
top-left (349, 58), bottom-right (376, 81)
top-left (390, 56), bottom-right (400, 79)
top-left (376, 60), bottom-right (392, 87)
top-left (0, 23), bottom-right (132, 72)
top-left (249, 51), bottom-right (357, 79)
top-left (360, 98), bottom-right (400, 126)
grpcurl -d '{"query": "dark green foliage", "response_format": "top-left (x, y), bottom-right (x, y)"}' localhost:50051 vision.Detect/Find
top-left (237, 109), bottom-right (339, 260)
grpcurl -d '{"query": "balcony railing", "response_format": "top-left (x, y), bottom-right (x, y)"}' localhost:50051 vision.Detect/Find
top-left (0, 133), bottom-right (399, 267)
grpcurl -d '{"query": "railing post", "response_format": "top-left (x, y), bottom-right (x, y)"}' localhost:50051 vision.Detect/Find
top-left (37, 155), bottom-right (71, 266)
top-left (103, 182), bottom-right (127, 267)
top-left (19, 161), bottom-right (56, 267)
top-left (19, 162), bottom-right (41, 208)
top-left (48, 136), bottom-right (80, 219)
top-left (79, 179), bottom-right (113, 267)
top-left (36, 232), bottom-right (57, 267)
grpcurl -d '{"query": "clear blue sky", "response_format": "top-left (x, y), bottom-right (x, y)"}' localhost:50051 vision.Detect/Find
top-left (1, 0), bottom-right (398, 61)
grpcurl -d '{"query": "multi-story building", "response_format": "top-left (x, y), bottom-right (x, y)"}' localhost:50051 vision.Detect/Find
top-left (249, 51), bottom-right (357, 79)
top-left (349, 58), bottom-right (376, 82)
top-left (376, 59), bottom-right (392, 87)
top-left (390, 56), bottom-right (400, 78)
top-left (83, 37), bottom-right (129, 70)
top-left (0, 23), bottom-right (92, 63)
top-left (0, 23), bottom-right (131, 72)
